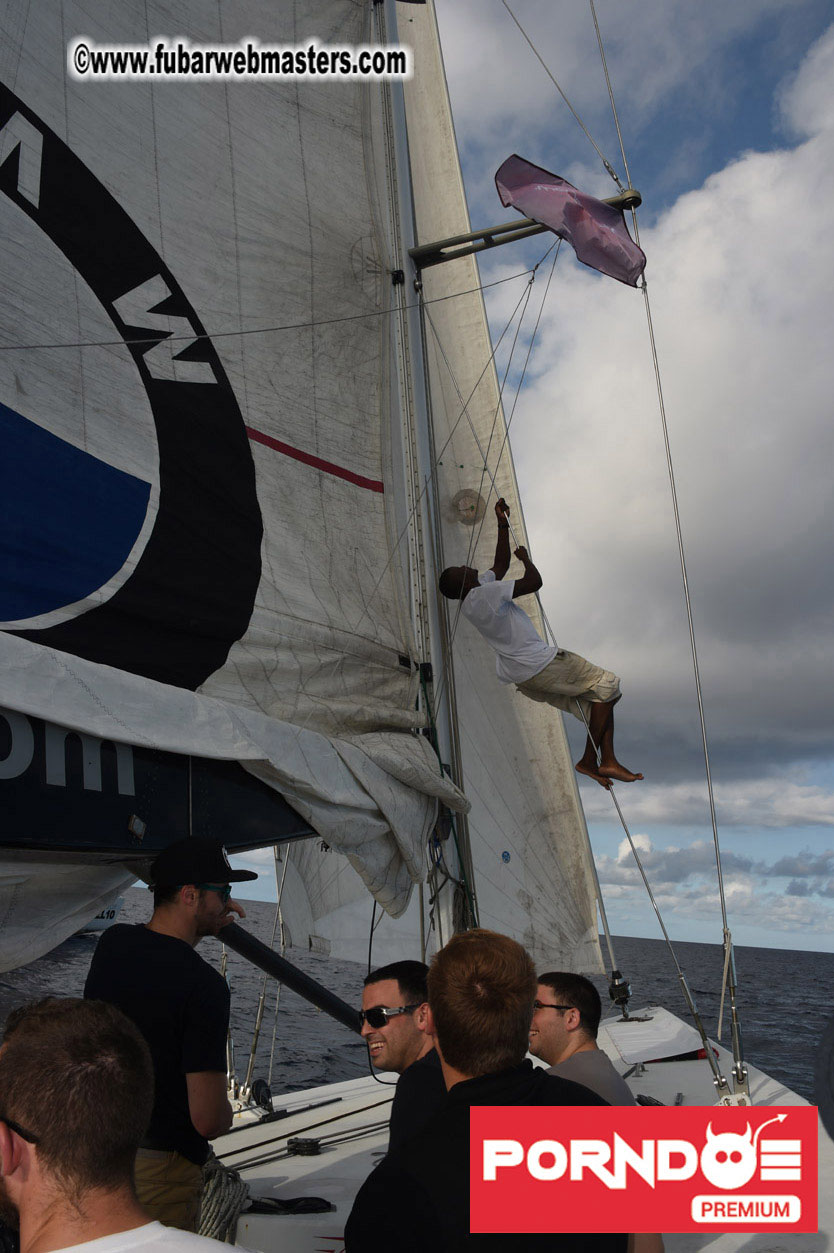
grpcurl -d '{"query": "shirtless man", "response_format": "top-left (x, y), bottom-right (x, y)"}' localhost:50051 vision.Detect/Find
top-left (439, 499), bottom-right (642, 787)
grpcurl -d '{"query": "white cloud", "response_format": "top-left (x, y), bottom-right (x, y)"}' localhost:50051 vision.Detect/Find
top-left (595, 833), bottom-right (834, 936)
top-left (779, 21), bottom-right (834, 136)
top-left (436, 0), bottom-right (797, 148)
top-left (582, 778), bottom-right (834, 827)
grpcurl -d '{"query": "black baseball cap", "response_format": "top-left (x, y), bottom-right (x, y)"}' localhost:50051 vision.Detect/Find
top-left (150, 837), bottom-right (258, 889)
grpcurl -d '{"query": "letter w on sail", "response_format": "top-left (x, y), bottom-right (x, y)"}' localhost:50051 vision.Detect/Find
top-left (112, 275), bottom-right (217, 383)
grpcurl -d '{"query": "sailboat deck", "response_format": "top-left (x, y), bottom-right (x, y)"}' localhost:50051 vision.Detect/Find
top-left (216, 1008), bottom-right (832, 1252)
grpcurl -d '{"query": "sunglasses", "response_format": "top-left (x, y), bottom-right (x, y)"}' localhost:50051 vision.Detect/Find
top-left (358, 1003), bottom-right (422, 1029)
top-left (532, 1000), bottom-right (575, 1013)
top-left (197, 883), bottom-right (233, 902)
top-left (0, 1114), bottom-right (40, 1144)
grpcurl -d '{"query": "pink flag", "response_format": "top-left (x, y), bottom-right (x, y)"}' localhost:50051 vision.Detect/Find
top-left (495, 154), bottom-right (646, 287)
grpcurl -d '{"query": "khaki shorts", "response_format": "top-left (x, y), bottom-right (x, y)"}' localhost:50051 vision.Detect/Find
top-left (516, 649), bottom-right (621, 726)
top-left (134, 1148), bottom-right (203, 1231)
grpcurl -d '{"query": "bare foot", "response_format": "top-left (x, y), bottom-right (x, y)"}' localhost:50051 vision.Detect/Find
top-left (576, 761), bottom-right (612, 789)
top-left (598, 763), bottom-right (644, 783)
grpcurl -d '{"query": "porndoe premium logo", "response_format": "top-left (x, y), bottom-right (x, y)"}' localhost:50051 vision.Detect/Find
top-left (469, 1106), bottom-right (818, 1234)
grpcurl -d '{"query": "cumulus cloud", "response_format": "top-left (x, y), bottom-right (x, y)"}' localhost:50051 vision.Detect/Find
top-left (779, 22), bottom-right (834, 136)
top-left (768, 849), bottom-right (834, 877)
top-left (595, 833), bottom-right (834, 935)
top-left (596, 835), bottom-right (753, 887)
top-left (581, 779), bottom-right (834, 828)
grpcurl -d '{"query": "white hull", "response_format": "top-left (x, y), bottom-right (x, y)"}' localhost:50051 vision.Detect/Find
top-left (215, 1006), bottom-right (832, 1250)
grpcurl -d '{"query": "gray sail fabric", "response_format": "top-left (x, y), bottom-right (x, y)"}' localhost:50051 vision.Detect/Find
top-left (0, 862), bottom-right (135, 974)
top-left (0, 0), bottom-right (466, 936)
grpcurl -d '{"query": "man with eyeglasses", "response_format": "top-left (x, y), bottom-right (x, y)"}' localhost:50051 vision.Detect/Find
top-left (530, 975), bottom-right (665, 1253)
top-left (529, 972), bottom-right (635, 1106)
top-left (84, 837), bottom-right (257, 1232)
top-left (0, 998), bottom-right (249, 1253)
top-left (360, 961), bottom-right (446, 1151)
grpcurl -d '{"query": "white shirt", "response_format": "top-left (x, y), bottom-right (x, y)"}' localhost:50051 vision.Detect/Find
top-left (49, 1222), bottom-right (256, 1253)
top-left (460, 570), bottom-right (557, 684)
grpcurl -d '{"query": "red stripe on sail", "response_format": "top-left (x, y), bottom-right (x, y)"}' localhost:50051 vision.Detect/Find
top-left (246, 426), bottom-right (384, 493)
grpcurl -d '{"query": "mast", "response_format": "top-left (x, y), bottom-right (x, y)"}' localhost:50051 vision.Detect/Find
top-left (378, 0), bottom-right (476, 942)
top-left (390, 0), bottom-right (602, 971)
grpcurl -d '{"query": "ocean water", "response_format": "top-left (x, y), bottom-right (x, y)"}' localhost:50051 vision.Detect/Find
top-left (1, 889), bottom-right (831, 1102)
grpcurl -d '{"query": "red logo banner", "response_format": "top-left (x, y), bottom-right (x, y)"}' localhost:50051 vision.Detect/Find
top-left (470, 1106), bottom-right (818, 1234)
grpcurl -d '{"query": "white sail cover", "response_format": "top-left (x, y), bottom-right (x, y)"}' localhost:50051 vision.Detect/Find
top-left (0, 0), bottom-right (465, 928)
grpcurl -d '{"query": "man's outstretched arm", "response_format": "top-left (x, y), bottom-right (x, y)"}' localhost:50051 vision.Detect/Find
top-left (490, 498), bottom-right (511, 579)
top-left (512, 545), bottom-right (543, 598)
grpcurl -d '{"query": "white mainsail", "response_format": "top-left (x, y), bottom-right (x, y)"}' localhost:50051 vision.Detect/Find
top-left (0, 0), bottom-right (599, 972)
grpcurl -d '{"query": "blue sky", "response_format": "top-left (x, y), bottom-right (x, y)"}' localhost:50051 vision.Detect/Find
top-left (430, 0), bottom-right (834, 952)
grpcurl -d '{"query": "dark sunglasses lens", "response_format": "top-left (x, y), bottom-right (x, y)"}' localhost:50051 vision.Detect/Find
top-left (363, 1008), bottom-right (387, 1029)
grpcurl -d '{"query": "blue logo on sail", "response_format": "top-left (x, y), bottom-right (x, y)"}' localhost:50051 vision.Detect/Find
top-left (0, 401), bottom-right (151, 621)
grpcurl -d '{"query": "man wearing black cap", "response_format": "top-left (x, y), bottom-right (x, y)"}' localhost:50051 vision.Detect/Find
top-left (84, 837), bottom-right (257, 1232)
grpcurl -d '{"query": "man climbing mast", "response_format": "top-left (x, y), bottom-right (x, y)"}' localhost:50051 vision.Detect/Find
top-left (439, 498), bottom-right (642, 788)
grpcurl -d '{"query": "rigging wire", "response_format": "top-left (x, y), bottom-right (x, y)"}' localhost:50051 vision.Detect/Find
top-left (426, 242), bottom-right (561, 713)
top-left (578, 0), bottom-right (746, 1097)
top-left (588, 0), bottom-right (633, 190)
top-left (500, 0), bottom-right (623, 190)
top-left (573, 699), bottom-right (734, 1096)
top-left (346, 265), bottom-right (541, 644)
top-left (0, 268), bottom-right (535, 355)
top-left (432, 265), bottom-right (542, 685)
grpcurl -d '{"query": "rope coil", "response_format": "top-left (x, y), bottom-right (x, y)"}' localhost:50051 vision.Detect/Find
top-left (199, 1153), bottom-right (250, 1244)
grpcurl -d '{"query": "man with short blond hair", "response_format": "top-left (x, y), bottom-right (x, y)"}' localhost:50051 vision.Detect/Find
top-left (0, 997), bottom-right (240, 1253)
top-left (346, 930), bottom-right (626, 1251)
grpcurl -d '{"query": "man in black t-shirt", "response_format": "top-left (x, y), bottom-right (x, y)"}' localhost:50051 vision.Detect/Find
top-left (361, 960), bottom-right (447, 1152)
top-left (84, 837), bottom-right (257, 1232)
